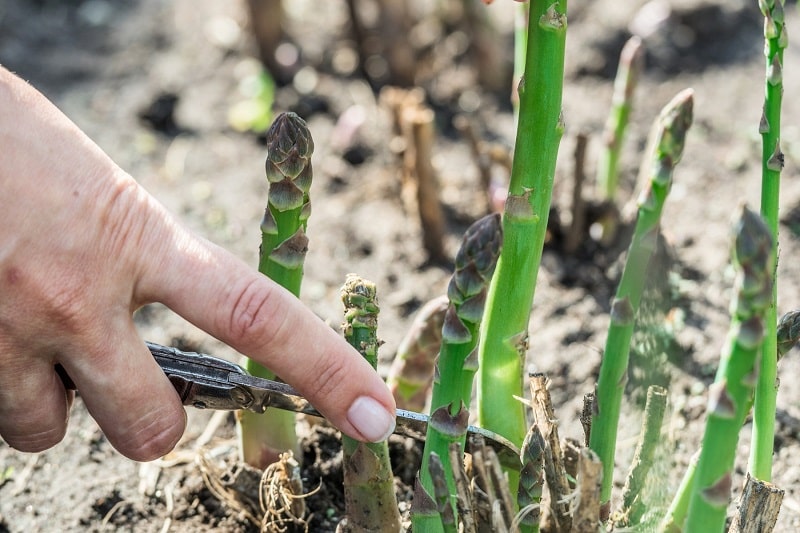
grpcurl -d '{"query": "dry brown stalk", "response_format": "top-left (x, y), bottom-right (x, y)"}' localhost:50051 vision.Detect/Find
top-left (406, 105), bottom-right (447, 263)
top-left (580, 391), bottom-right (595, 446)
top-left (453, 114), bottom-right (514, 215)
top-left (449, 442), bottom-right (477, 533)
top-left (564, 133), bottom-right (589, 254)
top-left (529, 373), bottom-right (573, 532)
top-left (455, 115), bottom-right (493, 213)
top-left (562, 439), bottom-right (581, 489)
top-left (379, 87), bottom-right (447, 263)
top-left (570, 448), bottom-right (603, 533)
top-left (346, 0), bottom-right (416, 87)
top-left (491, 500), bottom-right (510, 533)
top-left (486, 445), bottom-right (516, 526)
top-left (728, 473), bottom-right (784, 533)
top-left (245, 0), bottom-right (290, 84)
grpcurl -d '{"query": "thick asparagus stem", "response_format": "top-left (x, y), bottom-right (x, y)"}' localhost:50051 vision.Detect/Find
top-left (512, 1), bottom-right (529, 117)
top-left (590, 89), bottom-right (694, 509)
top-left (476, 0), bottom-right (568, 492)
top-left (596, 36), bottom-right (644, 202)
top-left (412, 213), bottom-right (503, 533)
top-left (238, 112), bottom-right (313, 469)
top-left (386, 295), bottom-right (448, 411)
top-left (685, 206), bottom-right (774, 532)
top-left (750, 0), bottom-right (787, 481)
top-left (340, 275), bottom-right (402, 533)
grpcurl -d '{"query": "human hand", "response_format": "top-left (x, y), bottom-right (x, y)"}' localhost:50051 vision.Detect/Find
top-left (0, 66), bottom-right (396, 461)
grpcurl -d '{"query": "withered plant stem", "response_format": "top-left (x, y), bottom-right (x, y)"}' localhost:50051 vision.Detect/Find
top-left (728, 473), bottom-right (784, 533)
top-left (529, 373), bottom-right (572, 531)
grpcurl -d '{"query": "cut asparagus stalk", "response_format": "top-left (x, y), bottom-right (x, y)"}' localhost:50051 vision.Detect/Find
top-left (413, 213), bottom-right (503, 533)
top-left (589, 89), bottom-right (693, 511)
top-left (616, 385), bottom-right (668, 527)
top-left (750, 0), bottom-right (788, 481)
top-left (339, 275), bottom-right (402, 533)
top-left (685, 206), bottom-right (775, 532)
top-left (238, 112), bottom-right (313, 469)
top-left (571, 448), bottom-right (604, 533)
top-left (728, 473), bottom-right (784, 533)
top-left (477, 0), bottom-right (568, 496)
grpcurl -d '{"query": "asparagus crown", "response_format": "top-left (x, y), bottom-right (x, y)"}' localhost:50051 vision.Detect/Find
top-left (265, 112), bottom-right (314, 211)
top-left (517, 424), bottom-right (545, 527)
top-left (341, 274), bottom-right (380, 368)
top-left (732, 205), bottom-right (775, 319)
top-left (777, 309), bottom-right (800, 359)
top-left (445, 213), bottom-right (503, 337)
top-left (651, 88), bottom-right (693, 186)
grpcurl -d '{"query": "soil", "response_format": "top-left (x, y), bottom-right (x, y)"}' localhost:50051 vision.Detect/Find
top-left (2, 0), bottom-right (800, 531)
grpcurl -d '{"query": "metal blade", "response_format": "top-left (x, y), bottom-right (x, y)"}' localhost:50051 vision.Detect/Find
top-left (229, 370), bottom-right (521, 470)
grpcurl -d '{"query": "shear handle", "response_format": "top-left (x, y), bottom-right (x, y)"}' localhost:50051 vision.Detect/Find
top-left (145, 342), bottom-right (253, 411)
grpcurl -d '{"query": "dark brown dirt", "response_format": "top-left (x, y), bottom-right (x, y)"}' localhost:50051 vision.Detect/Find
top-left (2, 0), bottom-right (800, 531)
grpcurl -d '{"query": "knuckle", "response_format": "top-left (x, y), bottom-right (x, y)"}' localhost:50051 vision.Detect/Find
top-left (306, 352), bottom-right (350, 404)
top-left (97, 177), bottom-right (150, 258)
top-left (3, 423), bottom-right (66, 453)
top-left (225, 279), bottom-right (284, 350)
top-left (43, 282), bottom-right (93, 335)
top-left (117, 403), bottom-right (185, 461)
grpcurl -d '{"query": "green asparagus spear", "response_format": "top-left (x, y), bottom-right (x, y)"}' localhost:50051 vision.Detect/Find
top-left (658, 451), bottom-right (699, 532)
top-left (340, 275), bottom-right (402, 532)
top-left (750, 0), bottom-right (788, 481)
top-left (685, 206), bottom-right (774, 532)
top-left (777, 309), bottom-right (800, 359)
top-left (386, 295), bottom-right (448, 411)
top-left (596, 36), bottom-right (644, 202)
top-left (590, 89), bottom-right (694, 510)
top-left (476, 0), bottom-right (568, 493)
top-left (238, 112), bottom-right (313, 469)
top-left (516, 424), bottom-right (545, 533)
top-left (412, 213), bottom-right (503, 533)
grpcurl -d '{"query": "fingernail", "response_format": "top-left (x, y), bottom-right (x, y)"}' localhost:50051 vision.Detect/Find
top-left (347, 396), bottom-right (395, 442)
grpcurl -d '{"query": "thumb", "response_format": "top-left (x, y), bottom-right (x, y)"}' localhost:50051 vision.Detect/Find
top-left (139, 222), bottom-right (397, 443)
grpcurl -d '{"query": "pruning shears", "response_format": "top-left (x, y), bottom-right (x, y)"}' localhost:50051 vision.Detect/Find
top-left (57, 342), bottom-right (521, 470)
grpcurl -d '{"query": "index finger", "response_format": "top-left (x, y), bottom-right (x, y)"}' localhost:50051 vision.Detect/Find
top-left (138, 220), bottom-right (396, 443)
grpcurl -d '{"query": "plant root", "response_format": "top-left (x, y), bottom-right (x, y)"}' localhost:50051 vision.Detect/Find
top-left (260, 451), bottom-right (315, 533)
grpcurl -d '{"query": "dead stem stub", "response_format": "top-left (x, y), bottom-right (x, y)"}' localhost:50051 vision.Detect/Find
top-left (260, 452), bottom-right (314, 533)
top-left (196, 449), bottom-right (313, 532)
